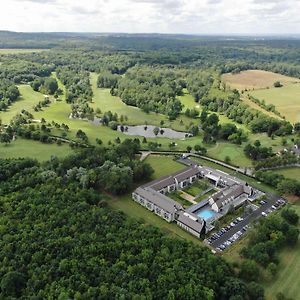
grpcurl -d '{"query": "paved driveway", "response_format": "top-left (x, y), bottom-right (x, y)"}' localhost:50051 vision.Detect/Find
top-left (209, 193), bottom-right (283, 249)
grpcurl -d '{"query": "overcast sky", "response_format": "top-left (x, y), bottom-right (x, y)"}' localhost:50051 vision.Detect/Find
top-left (1, 0), bottom-right (300, 34)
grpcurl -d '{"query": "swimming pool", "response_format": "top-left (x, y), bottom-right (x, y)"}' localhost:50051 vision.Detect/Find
top-left (196, 209), bottom-right (216, 220)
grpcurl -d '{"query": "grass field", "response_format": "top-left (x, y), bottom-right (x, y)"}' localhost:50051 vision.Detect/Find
top-left (273, 167), bottom-right (300, 182)
top-left (143, 155), bottom-right (185, 179)
top-left (250, 83), bottom-right (300, 123)
top-left (0, 138), bottom-right (73, 161)
top-left (222, 70), bottom-right (300, 90)
top-left (241, 95), bottom-right (283, 120)
top-left (207, 142), bottom-right (252, 167)
top-left (0, 85), bottom-right (45, 124)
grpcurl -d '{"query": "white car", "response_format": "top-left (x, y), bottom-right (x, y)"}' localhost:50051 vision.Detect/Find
top-left (261, 212), bottom-right (267, 217)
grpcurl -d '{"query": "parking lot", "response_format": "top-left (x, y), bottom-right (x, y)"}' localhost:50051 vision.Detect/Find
top-left (206, 194), bottom-right (286, 252)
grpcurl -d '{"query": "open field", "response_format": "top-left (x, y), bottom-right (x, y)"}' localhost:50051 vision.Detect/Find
top-left (0, 48), bottom-right (48, 54)
top-left (0, 138), bottom-right (73, 161)
top-left (0, 85), bottom-right (45, 124)
top-left (250, 83), bottom-right (300, 123)
top-left (222, 70), bottom-right (300, 90)
top-left (273, 167), bottom-right (300, 182)
top-left (143, 155), bottom-right (185, 179)
top-left (240, 95), bottom-right (283, 120)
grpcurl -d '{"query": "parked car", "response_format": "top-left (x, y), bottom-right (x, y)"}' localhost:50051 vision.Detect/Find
top-left (261, 212), bottom-right (267, 217)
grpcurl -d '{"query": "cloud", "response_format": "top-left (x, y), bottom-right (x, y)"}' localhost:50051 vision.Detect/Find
top-left (0, 0), bottom-right (299, 34)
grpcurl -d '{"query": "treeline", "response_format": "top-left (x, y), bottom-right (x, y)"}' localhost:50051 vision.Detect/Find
top-left (201, 111), bottom-right (247, 144)
top-left (0, 79), bottom-right (20, 111)
top-left (30, 77), bottom-right (58, 95)
top-left (0, 57), bottom-right (53, 83)
top-left (253, 153), bottom-right (300, 170)
top-left (201, 91), bottom-right (292, 136)
top-left (56, 66), bottom-right (93, 118)
top-left (113, 65), bottom-right (184, 119)
top-left (255, 170), bottom-right (300, 196)
top-left (241, 210), bottom-right (299, 267)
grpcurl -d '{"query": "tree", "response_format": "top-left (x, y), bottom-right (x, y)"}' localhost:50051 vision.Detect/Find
top-left (0, 271), bottom-right (26, 297)
top-left (247, 282), bottom-right (265, 300)
top-left (153, 127), bottom-right (160, 136)
top-left (239, 260), bottom-right (260, 282)
top-left (274, 81), bottom-right (282, 88)
top-left (224, 156), bottom-right (231, 164)
top-left (281, 208), bottom-right (299, 225)
top-left (186, 146), bottom-right (192, 153)
top-left (0, 132), bottom-right (12, 145)
top-left (44, 78), bottom-right (58, 95)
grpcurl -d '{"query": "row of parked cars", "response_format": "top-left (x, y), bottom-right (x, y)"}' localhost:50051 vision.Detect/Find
top-left (216, 225), bottom-right (250, 252)
top-left (207, 216), bottom-right (244, 245)
top-left (261, 198), bottom-right (286, 217)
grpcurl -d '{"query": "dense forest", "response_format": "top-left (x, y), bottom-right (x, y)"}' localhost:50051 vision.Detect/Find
top-left (0, 146), bottom-right (262, 299)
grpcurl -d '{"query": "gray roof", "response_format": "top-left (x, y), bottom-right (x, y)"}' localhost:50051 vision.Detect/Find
top-left (148, 176), bottom-right (175, 191)
top-left (211, 184), bottom-right (248, 208)
top-left (177, 211), bottom-right (204, 233)
top-left (143, 166), bottom-right (200, 191)
top-left (174, 166), bottom-right (200, 182)
top-left (134, 187), bottom-right (183, 213)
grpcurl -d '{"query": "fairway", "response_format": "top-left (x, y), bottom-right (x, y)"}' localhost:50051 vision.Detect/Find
top-left (144, 155), bottom-right (186, 179)
top-left (250, 83), bottom-right (300, 123)
top-left (273, 167), bottom-right (300, 182)
top-left (207, 143), bottom-right (252, 167)
top-left (264, 204), bottom-right (300, 300)
top-left (178, 89), bottom-right (200, 112)
top-left (0, 138), bottom-right (73, 161)
top-left (91, 73), bottom-right (195, 131)
top-left (0, 85), bottom-right (45, 124)
top-left (222, 70), bottom-right (300, 90)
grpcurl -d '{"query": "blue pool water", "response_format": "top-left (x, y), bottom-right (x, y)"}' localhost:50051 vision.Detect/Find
top-left (196, 209), bottom-right (216, 220)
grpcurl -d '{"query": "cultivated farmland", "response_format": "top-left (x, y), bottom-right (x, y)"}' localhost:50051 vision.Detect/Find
top-left (222, 70), bottom-right (300, 90)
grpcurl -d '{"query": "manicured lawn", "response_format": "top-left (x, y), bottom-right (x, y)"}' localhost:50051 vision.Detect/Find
top-left (196, 189), bottom-right (217, 202)
top-left (0, 85), bottom-right (45, 124)
top-left (207, 143), bottom-right (252, 168)
top-left (184, 181), bottom-right (209, 197)
top-left (0, 138), bottom-right (73, 161)
top-left (273, 167), bottom-right (300, 182)
top-left (263, 205), bottom-right (300, 300)
top-left (144, 155), bottom-right (185, 179)
top-left (108, 194), bottom-right (202, 245)
top-left (178, 89), bottom-right (199, 112)
top-left (167, 191), bottom-right (192, 208)
top-left (250, 83), bottom-right (300, 123)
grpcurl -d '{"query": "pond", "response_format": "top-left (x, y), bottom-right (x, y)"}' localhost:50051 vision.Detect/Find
top-left (117, 125), bottom-right (191, 139)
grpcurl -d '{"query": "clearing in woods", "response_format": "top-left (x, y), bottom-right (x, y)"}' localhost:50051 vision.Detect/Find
top-left (222, 70), bottom-right (300, 90)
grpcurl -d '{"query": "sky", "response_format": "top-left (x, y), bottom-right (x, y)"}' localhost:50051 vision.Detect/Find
top-left (0, 0), bottom-right (300, 35)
